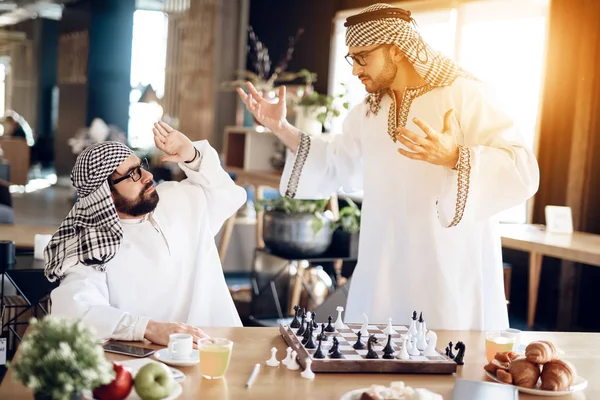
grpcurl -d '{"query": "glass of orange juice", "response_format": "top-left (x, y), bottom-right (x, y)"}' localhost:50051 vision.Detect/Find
top-left (198, 338), bottom-right (233, 379)
top-left (485, 329), bottom-right (520, 362)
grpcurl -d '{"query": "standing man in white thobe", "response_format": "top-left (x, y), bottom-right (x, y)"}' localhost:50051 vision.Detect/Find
top-left (45, 121), bottom-right (247, 345)
top-left (237, 3), bottom-right (539, 330)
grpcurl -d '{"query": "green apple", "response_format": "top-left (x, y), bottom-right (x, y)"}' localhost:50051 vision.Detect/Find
top-left (134, 362), bottom-right (177, 400)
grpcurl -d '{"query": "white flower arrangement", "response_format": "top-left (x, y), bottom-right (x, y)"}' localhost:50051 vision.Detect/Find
top-left (8, 316), bottom-right (115, 400)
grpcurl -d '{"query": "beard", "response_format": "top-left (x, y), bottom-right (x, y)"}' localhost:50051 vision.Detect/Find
top-left (113, 182), bottom-right (159, 217)
top-left (360, 55), bottom-right (398, 93)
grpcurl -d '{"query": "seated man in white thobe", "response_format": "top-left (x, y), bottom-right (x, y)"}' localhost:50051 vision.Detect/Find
top-left (237, 4), bottom-right (540, 330)
top-left (45, 121), bottom-right (247, 346)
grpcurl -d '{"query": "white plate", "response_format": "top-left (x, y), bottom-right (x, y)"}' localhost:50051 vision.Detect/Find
top-left (126, 383), bottom-right (182, 400)
top-left (339, 388), bottom-right (373, 400)
top-left (485, 371), bottom-right (588, 396)
top-left (154, 348), bottom-right (199, 367)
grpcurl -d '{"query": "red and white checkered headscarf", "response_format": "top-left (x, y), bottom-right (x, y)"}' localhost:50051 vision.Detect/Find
top-left (345, 3), bottom-right (475, 112)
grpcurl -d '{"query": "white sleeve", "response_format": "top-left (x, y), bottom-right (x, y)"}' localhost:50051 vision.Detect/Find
top-left (279, 104), bottom-right (365, 199)
top-left (436, 79), bottom-right (540, 227)
top-left (50, 264), bottom-right (149, 341)
top-left (177, 140), bottom-right (247, 235)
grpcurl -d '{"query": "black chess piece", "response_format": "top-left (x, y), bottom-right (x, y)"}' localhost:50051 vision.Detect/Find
top-left (312, 311), bottom-right (318, 329)
top-left (353, 331), bottom-right (365, 350)
top-left (313, 336), bottom-right (325, 359)
top-left (317, 323), bottom-right (328, 342)
top-left (305, 324), bottom-right (317, 349)
top-left (418, 312), bottom-right (424, 323)
top-left (290, 305), bottom-right (301, 328)
top-left (330, 337), bottom-right (343, 359)
top-left (445, 346), bottom-right (450, 357)
top-left (454, 341), bottom-right (466, 365)
top-left (447, 341), bottom-right (455, 359)
top-left (366, 335), bottom-right (379, 359)
top-left (296, 312), bottom-right (307, 336)
top-left (412, 311), bottom-right (417, 321)
top-left (301, 320), bottom-right (312, 345)
top-left (324, 316), bottom-right (335, 332)
top-left (329, 337), bottom-right (339, 354)
top-left (382, 334), bottom-right (395, 359)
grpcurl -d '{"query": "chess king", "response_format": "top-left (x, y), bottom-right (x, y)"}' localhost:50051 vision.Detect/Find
top-left (238, 4), bottom-right (539, 330)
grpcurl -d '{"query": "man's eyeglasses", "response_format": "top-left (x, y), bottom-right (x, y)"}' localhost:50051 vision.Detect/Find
top-left (111, 158), bottom-right (149, 185)
top-left (345, 44), bottom-right (387, 67)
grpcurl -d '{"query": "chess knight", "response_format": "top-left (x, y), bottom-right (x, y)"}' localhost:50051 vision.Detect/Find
top-left (238, 4), bottom-right (539, 330)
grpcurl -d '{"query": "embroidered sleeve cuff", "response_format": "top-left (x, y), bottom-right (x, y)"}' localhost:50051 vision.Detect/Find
top-left (284, 132), bottom-right (311, 198)
top-left (436, 144), bottom-right (472, 228)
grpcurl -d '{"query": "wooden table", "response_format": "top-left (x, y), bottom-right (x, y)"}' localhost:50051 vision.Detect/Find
top-left (2, 327), bottom-right (598, 399)
top-left (499, 223), bottom-right (600, 328)
top-left (0, 225), bottom-right (57, 250)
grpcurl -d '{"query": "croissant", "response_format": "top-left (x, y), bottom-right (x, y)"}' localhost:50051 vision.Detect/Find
top-left (540, 359), bottom-right (575, 391)
top-left (525, 341), bottom-right (557, 364)
top-left (484, 358), bottom-right (511, 374)
top-left (494, 351), bottom-right (520, 363)
top-left (496, 369), bottom-right (513, 384)
top-left (509, 358), bottom-right (541, 388)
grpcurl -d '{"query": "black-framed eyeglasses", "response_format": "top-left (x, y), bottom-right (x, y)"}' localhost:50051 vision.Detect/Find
top-left (345, 44), bottom-right (387, 67)
top-left (111, 158), bottom-right (149, 185)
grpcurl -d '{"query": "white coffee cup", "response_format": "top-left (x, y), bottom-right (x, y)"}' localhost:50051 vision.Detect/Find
top-left (168, 333), bottom-right (193, 360)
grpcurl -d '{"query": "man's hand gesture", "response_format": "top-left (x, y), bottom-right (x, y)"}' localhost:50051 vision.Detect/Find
top-left (153, 121), bottom-right (197, 163)
top-left (237, 82), bottom-right (288, 133)
top-left (395, 109), bottom-right (460, 170)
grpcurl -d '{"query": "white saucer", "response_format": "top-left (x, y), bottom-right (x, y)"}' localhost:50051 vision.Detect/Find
top-left (154, 348), bottom-right (199, 367)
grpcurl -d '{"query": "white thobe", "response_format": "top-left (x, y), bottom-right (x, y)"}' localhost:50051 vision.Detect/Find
top-left (51, 140), bottom-right (247, 340)
top-left (280, 77), bottom-right (539, 331)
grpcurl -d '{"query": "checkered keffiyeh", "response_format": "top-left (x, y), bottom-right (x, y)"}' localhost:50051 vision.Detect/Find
top-left (345, 3), bottom-right (475, 111)
top-left (44, 142), bottom-right (133, 281)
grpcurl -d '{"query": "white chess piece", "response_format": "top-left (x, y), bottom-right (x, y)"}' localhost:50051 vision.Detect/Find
top-left (360, 313), bottom-right (369, 337)
top-left (424, 331), bottom-right (438, 356)
top-left (266, 347), bottom-right (280, 367)
top-left (334, 306), bottom-right (345, 330)
top-left (287, 351), bottom-right (300, 370)
top-left (405, 335), bottom-right (413, 351)
top-left (281, 347), bottom-right (292, 366)
top-left (383, 317), bottom-right (397, 335)
top-left (417, 324), bottom-right (427, 351)
top-left (397, 337), bottom-right (410, 360)
top-left (300, 358), bottom-right (316, 379)
top-left (408, 318), bottom-right (418, 337)
top-left (408, 337), bottom-right (420, 356)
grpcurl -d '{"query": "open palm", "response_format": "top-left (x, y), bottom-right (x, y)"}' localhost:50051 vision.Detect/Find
top-left (237, 82), bottom-right (287, 132)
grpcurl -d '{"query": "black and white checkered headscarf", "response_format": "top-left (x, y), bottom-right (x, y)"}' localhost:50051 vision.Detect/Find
top-left (345, 3), bottom-right (475, 113)
top-left (44, 142), bottom-right (133, 281)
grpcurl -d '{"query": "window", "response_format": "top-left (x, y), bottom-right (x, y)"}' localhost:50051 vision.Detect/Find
top-left (329, 0), bottom-right (549, 223)
top-left (128, 10), bottom-right (169, 149)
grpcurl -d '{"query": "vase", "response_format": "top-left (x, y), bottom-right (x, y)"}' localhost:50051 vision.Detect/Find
top-left (34, 391), bottom-right (82, 400)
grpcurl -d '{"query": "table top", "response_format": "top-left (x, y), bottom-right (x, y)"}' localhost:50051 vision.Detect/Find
top-left (1, 327), bottom-right (598, 399)
top-left (500, 223), bottom-right (600, 266)
top-left (0, 225), bottom-right (57, 250)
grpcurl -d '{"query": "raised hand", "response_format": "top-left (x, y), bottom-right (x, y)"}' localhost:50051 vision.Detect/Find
top-left (152, 121), bottom-right (197, 163)
top-left (395, 109), bottom-right (460, 169)
top-left (237, 82), bottom-right (287, 133)
top-left (144, 320), bottom-right (209, 349)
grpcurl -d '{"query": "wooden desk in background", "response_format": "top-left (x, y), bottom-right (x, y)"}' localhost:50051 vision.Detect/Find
top-left (0, 225), bottom-right (57, 251)
top-left (2, 327), bottom-right (599, 399)
top-left (499, 223), bottom-right (600, 328)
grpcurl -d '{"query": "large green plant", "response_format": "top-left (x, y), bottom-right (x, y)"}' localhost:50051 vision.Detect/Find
top-left (297, 85), bottom-right (350, 126)
top-left (333, 198), bottom-right (361, 233)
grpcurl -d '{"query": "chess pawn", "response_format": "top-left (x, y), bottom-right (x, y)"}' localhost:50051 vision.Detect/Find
top-left (282, 347), bottom-right (293, 366)
top-left (397, 338), bottom-right (410, 360)
top-left (300, 358), bottom-right (315, 379)
top-left (266, 347), bottom-right (279, 367)
top-left (287, 351), bottom-right (300, 370)
top-left (424, 330), bottom-right (438, 356)
top-left (408, 337), bottom-right (420, 356)
top-left (334, 306), bottom-right (345, 330)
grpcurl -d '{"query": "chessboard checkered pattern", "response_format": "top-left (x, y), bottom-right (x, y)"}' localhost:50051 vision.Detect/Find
top-left (279, 323), bottom-right (457, 374)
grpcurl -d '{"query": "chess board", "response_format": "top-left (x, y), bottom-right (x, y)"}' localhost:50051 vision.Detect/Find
top-left (279, 322), bottom-right (457, 374)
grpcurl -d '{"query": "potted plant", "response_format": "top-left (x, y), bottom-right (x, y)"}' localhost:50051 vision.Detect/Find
top-left (294, 86), bottom-right (350, 135)
top-left (329, 197), bottom-right (361, 258)
top-left (8, 316), bottom-right (115, 400)
top-left (256, 197), bottom-right (334, 258)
